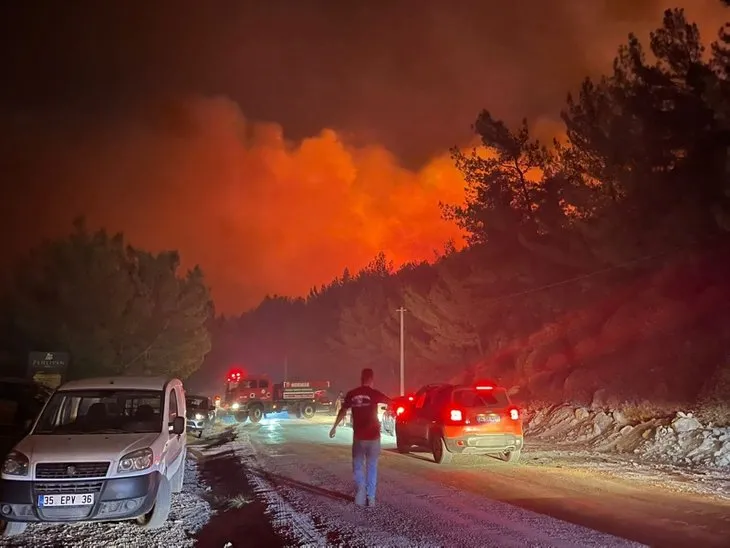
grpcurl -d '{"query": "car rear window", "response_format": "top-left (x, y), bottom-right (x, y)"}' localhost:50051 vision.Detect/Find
top-left (452, 388), bottom-right (509, 408)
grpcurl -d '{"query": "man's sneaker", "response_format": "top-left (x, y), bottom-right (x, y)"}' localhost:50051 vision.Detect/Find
top-left (366, 497), bottom-right (375, 508)
top-left (355, 488), bottom-right (366, 506)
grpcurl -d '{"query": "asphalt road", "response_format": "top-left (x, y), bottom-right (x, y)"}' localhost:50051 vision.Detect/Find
top-left (241, 415), bottom-right (730, 548)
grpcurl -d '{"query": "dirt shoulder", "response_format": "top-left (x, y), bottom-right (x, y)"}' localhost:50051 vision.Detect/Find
top-left (188, 427), bottom-right (287, 548)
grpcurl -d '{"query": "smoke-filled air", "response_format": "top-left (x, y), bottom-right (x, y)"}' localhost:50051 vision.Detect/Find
top-left (1, 0), bottom-right (727, 313)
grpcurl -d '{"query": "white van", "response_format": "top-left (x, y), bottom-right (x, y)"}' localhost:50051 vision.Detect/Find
top-left (0, 376), bottom-right (187, 537)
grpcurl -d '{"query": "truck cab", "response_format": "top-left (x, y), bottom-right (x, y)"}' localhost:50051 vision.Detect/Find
top-left (223, 371), bottom-right (272, 423)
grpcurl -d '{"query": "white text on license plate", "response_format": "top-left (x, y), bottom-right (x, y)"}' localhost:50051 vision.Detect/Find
top-left (38, 493), bottom-right (94, 507)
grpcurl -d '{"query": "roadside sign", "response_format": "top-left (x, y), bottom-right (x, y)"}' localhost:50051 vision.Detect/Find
top-left (27, 351), bottom-right (69, 390)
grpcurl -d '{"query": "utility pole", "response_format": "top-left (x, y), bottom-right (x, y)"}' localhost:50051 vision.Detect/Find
top-left (397, 307), bottom-right (406, 396)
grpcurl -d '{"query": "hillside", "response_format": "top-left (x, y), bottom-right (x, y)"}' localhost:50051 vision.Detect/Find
top-left (471, 243), bottom-right (730, 407)
top-left (191, 8), bottom-right (730, 417)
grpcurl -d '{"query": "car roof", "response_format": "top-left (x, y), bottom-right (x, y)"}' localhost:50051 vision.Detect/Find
top-left (418, 383), bottom-right (451, 391)
top-left (58, 376), bottom-right (176, 391)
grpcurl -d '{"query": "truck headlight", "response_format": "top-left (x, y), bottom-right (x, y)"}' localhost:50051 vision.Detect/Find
top-left (2, 451), bottom-right (29, 477)
top-left (231, 402), bottom-right (240, 410)
top-left (118, 448), bottom-right (153, 473)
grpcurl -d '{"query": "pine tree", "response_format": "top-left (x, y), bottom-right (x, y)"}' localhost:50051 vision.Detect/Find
top-left (404, 265), bottom-right (486, 364)
top-left (10, 219), bottom-right (213, 379)
top-left (327, 283), bottom-right (400, 385)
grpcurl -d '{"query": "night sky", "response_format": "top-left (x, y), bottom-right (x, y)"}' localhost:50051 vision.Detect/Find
top-left (1, 0), bottom-right (726, 313)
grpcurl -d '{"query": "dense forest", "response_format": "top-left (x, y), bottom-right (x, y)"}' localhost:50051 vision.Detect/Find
top-left (192, 9), bottom-right (730, 406)
top-left (0, 219), bottom-right (213, 380)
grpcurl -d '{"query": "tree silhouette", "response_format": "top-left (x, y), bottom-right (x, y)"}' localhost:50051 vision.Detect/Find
top-left (9, 219), bottom-right (213, 379)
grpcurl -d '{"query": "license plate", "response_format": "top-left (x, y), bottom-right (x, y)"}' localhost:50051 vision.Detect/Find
top-left (37, 493), bottom-right (94, 507)
top-left (477, 415), bottom-right (500, 424)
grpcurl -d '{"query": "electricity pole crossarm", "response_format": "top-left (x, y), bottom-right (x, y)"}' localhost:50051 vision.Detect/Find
top-left (397, 307), bottom-right (406, 396)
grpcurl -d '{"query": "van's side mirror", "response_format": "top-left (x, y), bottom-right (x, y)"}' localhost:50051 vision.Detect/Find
top-left (170, 416), bottom-right (185, 435)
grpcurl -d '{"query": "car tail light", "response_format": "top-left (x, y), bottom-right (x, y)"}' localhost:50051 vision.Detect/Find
top-left (396, 406), bottom-right (405, 416)
top-left (475, 385), bottom-right (493, 391)
top-left (509, 407), bottom-right (520, 420)
top-left (407, 395), bottom-right (414, 401)
top-left (449, 409), bottom-right (463, 422)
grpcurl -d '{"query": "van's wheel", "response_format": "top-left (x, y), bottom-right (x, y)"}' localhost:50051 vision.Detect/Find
top-left (294, 406), bottom-right (302, 418)
top-left (249, 405), bottom-right (264, 423)
top-left (137, 476), bottom-right (172, 530)
top-left (235, 411), bottom-right (248, 423)
top-left (432, 435), bottom-right (453, 465)
top-left (501, 449), bottom-right (521, 463)
top-left (171, 449), bottom-right (186, 494)
top-left (1, 521), bottom-right (28, 537)
top-left (301, 403), bottom-right (316, 419)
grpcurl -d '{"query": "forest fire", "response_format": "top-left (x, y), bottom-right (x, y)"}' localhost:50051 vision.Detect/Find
top-left (2, 100), bottom-right (467, 314)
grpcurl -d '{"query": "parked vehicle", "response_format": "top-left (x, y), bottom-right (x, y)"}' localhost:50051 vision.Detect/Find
top-left (395, 381), bottom-right (524, 464)
top-left (0, 376), bottom-right (187, 537)
top-left (0, 378), bottom-right (52, 460)
top-left (220, 369), bottom-right (330, 423)
top-left (185, 395), bottom-right (215, 438)
top-left (314, 390), bottom-right (336, 414)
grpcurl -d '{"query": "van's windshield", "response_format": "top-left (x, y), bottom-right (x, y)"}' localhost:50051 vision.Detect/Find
top-left (33, 389), bottom-right (165, 435)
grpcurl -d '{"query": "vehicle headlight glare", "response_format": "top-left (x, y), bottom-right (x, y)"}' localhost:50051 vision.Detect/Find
top-left (118, 448), bottom-right (153, 473)
top-left (2, 451), bottom-right (29, 477)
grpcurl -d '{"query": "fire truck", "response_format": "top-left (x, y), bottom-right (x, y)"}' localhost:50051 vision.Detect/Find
top-left (222, 368), bottom-right (331, 423)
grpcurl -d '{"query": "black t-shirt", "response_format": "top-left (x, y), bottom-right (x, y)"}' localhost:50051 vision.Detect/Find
top-left (343, 386), bottom-right (390, 440)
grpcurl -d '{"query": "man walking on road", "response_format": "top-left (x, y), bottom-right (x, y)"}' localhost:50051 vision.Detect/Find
top-left (330, 368), bottom-right (390, 507)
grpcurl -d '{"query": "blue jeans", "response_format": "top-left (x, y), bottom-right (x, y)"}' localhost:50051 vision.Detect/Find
top-left (352, 438), bottom-right (380, 504)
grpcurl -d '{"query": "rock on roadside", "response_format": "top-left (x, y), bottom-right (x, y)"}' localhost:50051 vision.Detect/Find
top-left (525, 406), bottom-right (730, 468)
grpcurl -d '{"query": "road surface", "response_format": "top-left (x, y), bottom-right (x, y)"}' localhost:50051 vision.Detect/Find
top-left (226, 414), bottom-right (730, 548)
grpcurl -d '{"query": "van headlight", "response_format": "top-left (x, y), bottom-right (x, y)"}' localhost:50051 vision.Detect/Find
top-left (195, 413), bottom-right (204, 420)
top-left (118, 448), bottom-right (153, 473)
top-left (2, 451), bottom-right (29, 477)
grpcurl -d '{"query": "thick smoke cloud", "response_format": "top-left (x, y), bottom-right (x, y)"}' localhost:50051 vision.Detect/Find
top-left (1, 98), bottom-right (466, 312)
top-left (0, 0), bottom-right (727, 313)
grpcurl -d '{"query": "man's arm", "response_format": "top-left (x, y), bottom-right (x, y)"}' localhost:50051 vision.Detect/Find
top-left (329, 392), bottom-right (350, 437)
top-left (377, 390), bottom-right (392, 406)
top-left (333, 407), bottom-right (347, 427)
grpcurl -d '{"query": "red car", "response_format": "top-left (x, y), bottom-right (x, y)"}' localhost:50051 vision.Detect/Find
top-left (395, 381), bottom-right (524, 464)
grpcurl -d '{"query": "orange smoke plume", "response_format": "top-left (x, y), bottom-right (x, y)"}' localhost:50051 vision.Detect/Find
top-left (15, 97), bottom-right (467, 313)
